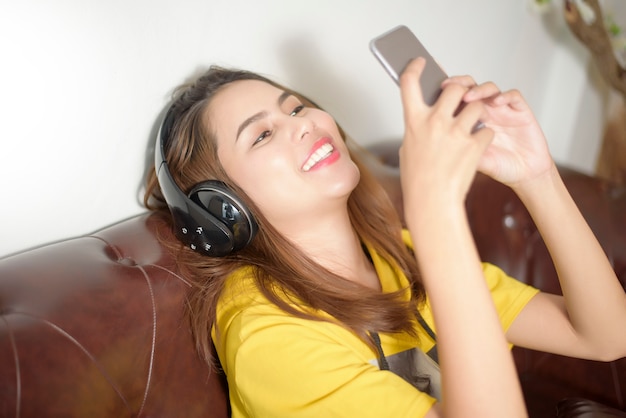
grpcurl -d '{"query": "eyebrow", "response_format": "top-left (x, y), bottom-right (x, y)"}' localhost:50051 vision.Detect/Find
top-left (235, 90), bottom-right (294, 142)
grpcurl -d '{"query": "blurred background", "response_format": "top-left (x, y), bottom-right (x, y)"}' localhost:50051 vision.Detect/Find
top-left (0, 0), bottom-right (622, 256)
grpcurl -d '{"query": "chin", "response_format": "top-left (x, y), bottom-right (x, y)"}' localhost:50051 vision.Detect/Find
top-left (330, 164), bottom-right (361, 198)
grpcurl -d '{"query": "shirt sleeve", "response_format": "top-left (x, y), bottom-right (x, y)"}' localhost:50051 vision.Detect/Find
top-left (401, 229), bottom-right (540, 336)
top-left (415, 262), bottom-right (540, 347)
top-left (482, 262), bottom-right (540, 332)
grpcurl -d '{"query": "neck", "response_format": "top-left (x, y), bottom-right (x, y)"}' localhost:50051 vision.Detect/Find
top-left (278, 209), bottom-right (380, 290)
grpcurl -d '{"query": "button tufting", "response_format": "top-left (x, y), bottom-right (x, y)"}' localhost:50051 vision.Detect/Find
top-left (103, 244), bottom-right (137, 266)
top-left (104, 243), bottom-right (122, 262)
top-left (503, 214), bottom-right (516, 229)
top-left (117, 257), bottom-right (137, 267)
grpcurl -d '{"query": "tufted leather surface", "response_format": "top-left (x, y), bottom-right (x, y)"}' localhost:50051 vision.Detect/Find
top-left (1, 142), bottom-right (625, 417)
top-left (0, 213), bottom-right (229, 418)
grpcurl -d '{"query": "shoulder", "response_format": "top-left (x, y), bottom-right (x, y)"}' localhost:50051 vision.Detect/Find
top-left (401, 228), bottom-right (539, 329)
top-left (401, 227), bottom-right (535, 293)
top-left (215, 266), bottom-right (285, 336)
top-left (215, 266), bottom-right (339, 347)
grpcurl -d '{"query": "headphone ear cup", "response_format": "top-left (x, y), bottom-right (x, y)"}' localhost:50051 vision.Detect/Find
top-left (188, 180), bottom-right (258, 251)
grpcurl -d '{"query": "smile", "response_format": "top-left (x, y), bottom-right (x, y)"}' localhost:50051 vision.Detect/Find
top-left (302, 143), bottom-right (334, 172)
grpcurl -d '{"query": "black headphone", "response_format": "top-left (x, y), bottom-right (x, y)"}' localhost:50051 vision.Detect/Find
top-left (154, 106), bottom-right (258, 257)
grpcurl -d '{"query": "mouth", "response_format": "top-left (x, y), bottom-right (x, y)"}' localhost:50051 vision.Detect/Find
top-left (302, 141), bottom-right (335, 172)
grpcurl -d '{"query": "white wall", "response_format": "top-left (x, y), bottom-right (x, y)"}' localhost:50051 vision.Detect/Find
top-left (0, 0), bottom-right (605, 257)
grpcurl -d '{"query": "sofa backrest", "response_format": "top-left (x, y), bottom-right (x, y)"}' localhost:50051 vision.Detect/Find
top-left (0, 213), bottom-right (229, 418)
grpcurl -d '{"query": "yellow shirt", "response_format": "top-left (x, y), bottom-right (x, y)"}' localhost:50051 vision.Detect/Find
top-left (213, 230), bottom-right (539, 417)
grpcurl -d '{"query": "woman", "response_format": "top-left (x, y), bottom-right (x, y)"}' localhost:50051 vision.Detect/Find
top-left (144, 58), bottom-right (626, 417)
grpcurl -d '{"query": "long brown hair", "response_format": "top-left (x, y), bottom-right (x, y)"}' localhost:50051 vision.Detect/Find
top-left (144, 66), bottom-right (425, 366)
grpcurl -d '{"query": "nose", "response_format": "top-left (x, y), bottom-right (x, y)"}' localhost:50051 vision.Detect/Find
top-left (291, 115), bottom-right (315, 142)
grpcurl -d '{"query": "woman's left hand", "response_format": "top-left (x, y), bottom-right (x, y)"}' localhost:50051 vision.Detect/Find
top-left (443, 76), bottom-right (555, 188)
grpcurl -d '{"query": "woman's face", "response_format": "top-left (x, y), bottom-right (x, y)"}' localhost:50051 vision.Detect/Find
top-left (208, 79), bottom-right (360, 233)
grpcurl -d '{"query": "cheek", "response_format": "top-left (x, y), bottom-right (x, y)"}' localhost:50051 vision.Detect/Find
top-left (227, 153), bottom-right (297, 200)
top-left (317, 112), bottom-right (342, 134)
top-left (238, 177), bottom-right (295, 223)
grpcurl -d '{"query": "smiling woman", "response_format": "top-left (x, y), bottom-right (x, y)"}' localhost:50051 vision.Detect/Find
top-left (209, 79), bottom-right (360, 231)
top-left (143, 64), bottom-right (626, 418)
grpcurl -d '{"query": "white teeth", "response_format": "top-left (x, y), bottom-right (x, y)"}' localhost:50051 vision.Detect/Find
top-left (303, 143), bottom-right (334, 172)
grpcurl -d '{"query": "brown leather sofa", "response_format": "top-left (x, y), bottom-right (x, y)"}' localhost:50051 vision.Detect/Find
top-left (1, 142), bottom-right (625, 418)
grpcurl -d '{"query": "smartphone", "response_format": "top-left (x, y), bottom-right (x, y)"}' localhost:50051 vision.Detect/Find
top-left (370, 25), bottom-right (484, 131)
top-left (370, 25), bottom-right (448, 105)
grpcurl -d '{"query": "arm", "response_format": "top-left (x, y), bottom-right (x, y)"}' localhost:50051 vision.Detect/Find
top-left (453, 77), bottom-right (626, 361)
top-left (398, 58), bottom-right (527, 417)
top-left (508, 165), bottom-right (626, 360)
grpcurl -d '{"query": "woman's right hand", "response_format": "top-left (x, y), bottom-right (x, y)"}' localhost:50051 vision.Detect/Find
top-left (397, 57), bottom-right (494, 227)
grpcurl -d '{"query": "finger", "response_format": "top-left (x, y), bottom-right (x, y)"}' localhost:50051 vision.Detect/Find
top-left (436, 82), bottom-right (471, 118)
top-left (456, 100), bottom-right (488, 134)
top-left (445, 77), bottom-right (504, 104)
top-left (399, 57), bottom-right (429, 118)
top-left (463, 81), bottom-right (501, 102)
top-left (490, 89), bottom-right (529, 111)
top-left (442, 75), bottom-right (476, 89)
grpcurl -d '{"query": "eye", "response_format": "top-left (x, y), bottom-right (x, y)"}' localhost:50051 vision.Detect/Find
top-left (253, 130), bottom-right (271, 145)
top-left (290, 105), bottom-right (304, 116)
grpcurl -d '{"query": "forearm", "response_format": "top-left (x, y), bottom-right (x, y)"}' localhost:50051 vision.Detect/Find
top-left (513, 166), bottom-right (626, 358)
top-left (408, 202), bottom-right (527, 417)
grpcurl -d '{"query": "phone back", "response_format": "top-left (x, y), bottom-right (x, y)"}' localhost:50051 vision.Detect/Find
top-left (370, 25), bottom-right (448, 105)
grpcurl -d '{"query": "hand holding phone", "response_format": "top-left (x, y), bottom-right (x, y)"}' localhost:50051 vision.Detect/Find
top-left (370, 25), bottom-right (484, 131)
top-left (369, 25), bottom-right (448, 105)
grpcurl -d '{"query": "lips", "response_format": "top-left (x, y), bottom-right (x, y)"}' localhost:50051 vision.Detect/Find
top-left (302, 139), bottom-right (335, 172)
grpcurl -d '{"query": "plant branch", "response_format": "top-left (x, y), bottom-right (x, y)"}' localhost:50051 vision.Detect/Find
top-left (564, 0), bottom-right (626, 97)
